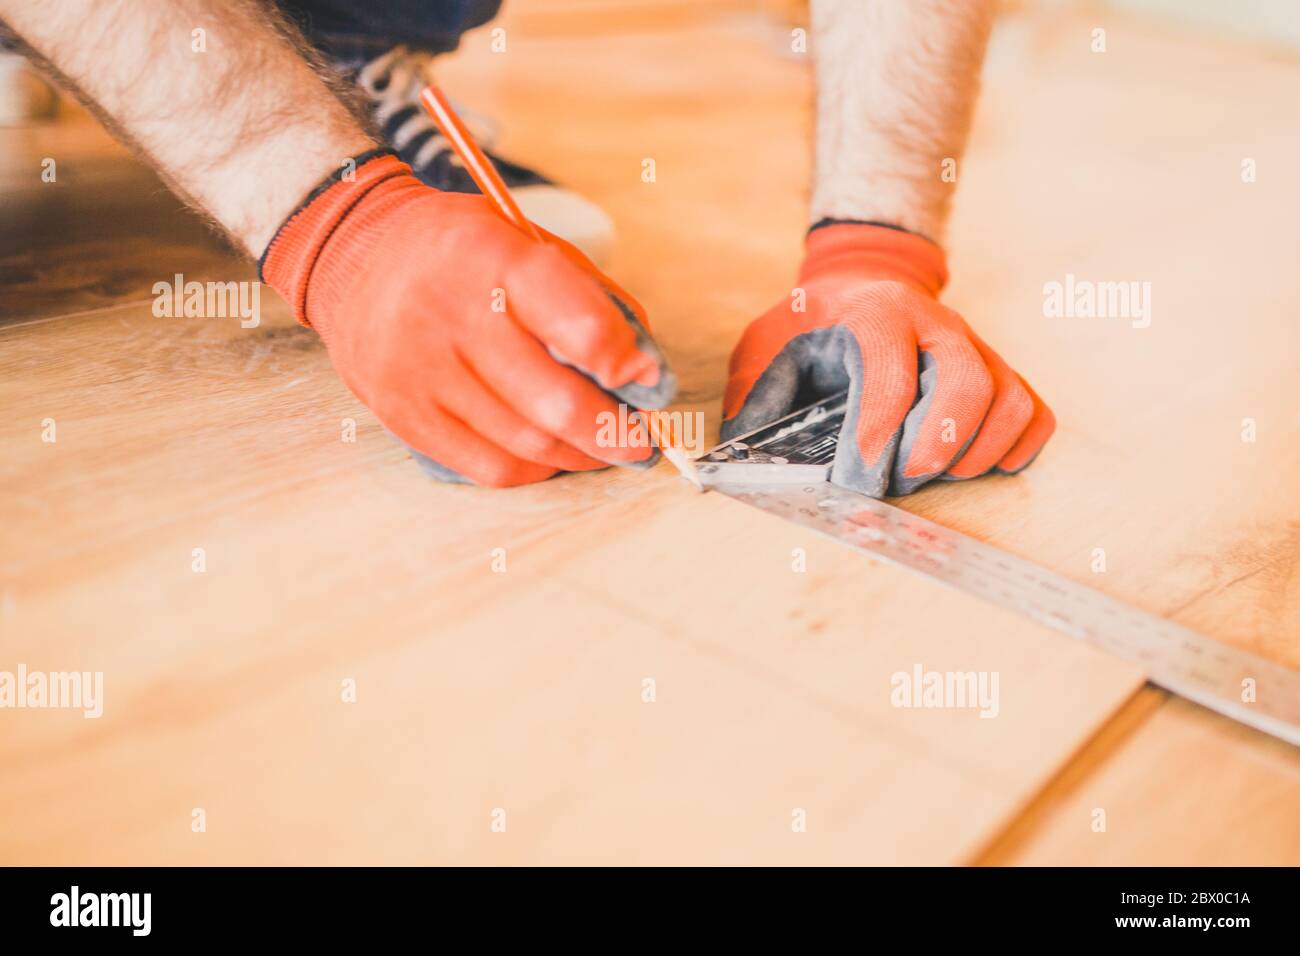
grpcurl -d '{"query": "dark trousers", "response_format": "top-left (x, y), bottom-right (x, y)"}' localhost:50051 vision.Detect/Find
top-left (278, 0), bottom-right (504, 58)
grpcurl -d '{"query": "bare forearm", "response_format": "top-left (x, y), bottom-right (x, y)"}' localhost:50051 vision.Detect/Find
top-left (810, 0), bottom-right (994, 241)
top-left (0, 0), bottom-right (374, 253)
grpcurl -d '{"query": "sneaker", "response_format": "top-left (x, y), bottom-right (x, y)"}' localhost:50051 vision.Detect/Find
top-left (0, 51), bottom-right (58, 126)
top-left (346, 45), bottom-right (615, 265)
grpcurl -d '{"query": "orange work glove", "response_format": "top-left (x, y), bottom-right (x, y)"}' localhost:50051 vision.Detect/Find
top-left (261, 150), bottom-right (674, 487)
top-left (723, 222), bottom-right (1054, 497)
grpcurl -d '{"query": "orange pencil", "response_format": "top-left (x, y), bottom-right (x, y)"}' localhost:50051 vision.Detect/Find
top-left (419, 86), bottom-right (540, 240)
top-left (419, 85), bottom-right (701, 490)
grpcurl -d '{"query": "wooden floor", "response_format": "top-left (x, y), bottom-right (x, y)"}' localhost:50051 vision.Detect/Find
top-left (2, 1), bottom-right (1298, 864)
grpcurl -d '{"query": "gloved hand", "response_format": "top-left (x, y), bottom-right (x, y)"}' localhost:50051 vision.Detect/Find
top-left (262, 150), bottom-right (674, 487)
top-left (723, 223), bottom-right (1054, 496)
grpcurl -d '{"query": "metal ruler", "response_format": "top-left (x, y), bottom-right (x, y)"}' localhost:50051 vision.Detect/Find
top-left (697, 391), bottom-right (1300, 747)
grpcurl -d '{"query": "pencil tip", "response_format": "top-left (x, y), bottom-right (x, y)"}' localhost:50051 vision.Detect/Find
top-left (660, 444), bottom-right (704, 492)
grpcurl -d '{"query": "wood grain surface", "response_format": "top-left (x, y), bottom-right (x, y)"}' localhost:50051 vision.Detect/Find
top-left (1, 0), bottom-right (1296, 864)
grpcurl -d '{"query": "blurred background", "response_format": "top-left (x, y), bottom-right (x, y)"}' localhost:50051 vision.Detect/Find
top-left (4, 0), bottom-right (1300, 127)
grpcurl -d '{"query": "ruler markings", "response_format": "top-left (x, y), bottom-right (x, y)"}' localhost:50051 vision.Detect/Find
top-left (698, 391), bottom-right (1300, 748)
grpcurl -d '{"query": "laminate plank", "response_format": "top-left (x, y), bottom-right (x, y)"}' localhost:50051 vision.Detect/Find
top-left (0, 106), bottom-right (254, 325)
top-left (978, 692), bottom-right (1300, 865)
top-left (0, 293), bottom-right (1145, 863)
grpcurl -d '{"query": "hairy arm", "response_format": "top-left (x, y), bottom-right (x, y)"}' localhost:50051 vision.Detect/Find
top-left (809, 0), bottom-right (994, 241)
top-left (724, 1), bottom-right (1054, 498)
top-left (0, 0), bottom-right (374, 253)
